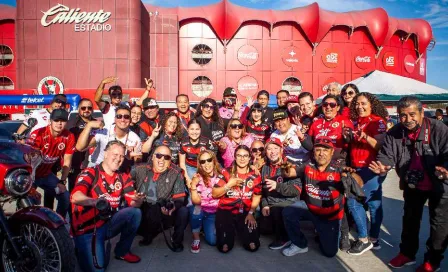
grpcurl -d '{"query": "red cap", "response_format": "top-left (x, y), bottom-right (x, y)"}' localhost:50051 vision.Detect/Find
top-left (314, 137), bottom-right (334, 149)
top-left (285, 95), bottom-right (299, 104)
top-left (265, 138), bottom-right (282, 148)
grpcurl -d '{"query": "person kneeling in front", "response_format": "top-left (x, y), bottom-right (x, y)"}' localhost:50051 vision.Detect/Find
top-left (266, 138), bottom-right (358, 258)
top-left (71, 141), bottom-right (144, 272)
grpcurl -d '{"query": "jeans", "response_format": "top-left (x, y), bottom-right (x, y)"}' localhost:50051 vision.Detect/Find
top-left (34, 173), bottom-right (70, 218)
top-left (347, 167), bottom-right (385, 239)
top-left (185, 164), bottom-right (197, 180)
top-left (400, 188), bottom-right (448, 266)
top-left (73, 207), bottom-right (142, 272)
top-left (189, 205), bottom-right (216, 246)
top-left (283, 201), bottom-right (341, 258)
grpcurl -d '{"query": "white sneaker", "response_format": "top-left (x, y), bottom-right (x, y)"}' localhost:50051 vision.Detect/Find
top-left (282, 243), bottom-right (308, 256)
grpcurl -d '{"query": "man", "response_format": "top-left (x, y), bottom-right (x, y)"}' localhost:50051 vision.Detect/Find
top-left (257, 90), bottom-right (274, 123)
top-left (371, 96), bottom-right (448, 272)
top-left (266, 138), bottom-right (355, 258)
top-left (276, 90), bottom-right (289, 109)
top-left (141, 98), bottom-right (164, 129)
top-left (71, 141), bottom-right (144, 271)
top-left (173, 94), bottom-right (195, 135)
top-left (95, 76), bottom-right (129, 128)
top-left (17, 94), bottom-right (68, 135)
top-left (132, 146), bottom-right (188, 251)
top-left (327, 82), bottom-right (341, 96)
top-left (260, 138), bottom-right (301, 250)
top-left (219, 87), bottom-right (248, 129)
top-left (433, 108), bottom-right (448, 126)
top-left (27, 109), bottom-right (74, 218)
top-left (298, 92), bottom-right (319, 122)
top-left (76, 105), bottom-right (142, 172)
top-left (270, 109), bottom-right (309, 163)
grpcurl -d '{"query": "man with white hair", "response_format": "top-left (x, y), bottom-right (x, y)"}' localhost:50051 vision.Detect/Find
top-left (327, 82), bottom-right (341, 96)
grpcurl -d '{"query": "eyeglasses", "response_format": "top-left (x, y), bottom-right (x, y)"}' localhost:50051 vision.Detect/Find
top-left (342, 91), bottom-right (355, 96)
top-left (202, 104), bottom-right (214, 109)
top-left (230, 124), bottom-right (244, 129)
top-left (155, 153), bottom-right (172, 160)
top-left (80, 106), bottom-right (93, 111)
top-left (322, 102), bottom-right (337, 108)
top-left (236, 154), bottom-right (250, 159)
top-left (115, 114), bottom-right (131, 120)
top-left (251, 147), bottom-right (264, 153)
top-left (54, 99), bottom-right (66, 105)
top-left (199, 157), bottom-right (213, 164)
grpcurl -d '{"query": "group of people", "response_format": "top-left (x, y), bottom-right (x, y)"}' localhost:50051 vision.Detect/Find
top-left (17, 76), bottom-right (448, 272)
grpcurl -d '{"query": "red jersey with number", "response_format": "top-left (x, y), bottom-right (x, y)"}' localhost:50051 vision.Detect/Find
top-left (215, 169), bottom-right (262, 214)
top-left (307, 115), bottom-right (354, 149)
top-left (27, 126), bottom-right (75, 178)
top-left (350, 115), bottom-right (387, 168)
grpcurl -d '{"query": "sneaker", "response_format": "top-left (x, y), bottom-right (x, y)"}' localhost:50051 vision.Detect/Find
top-left (172, 243), bottom-right (184, 253)
top-left (388, 253), bottom-right (416, 268)
top-left (416, 262), bottom-right (440, 272)
top-left (339, 234), bottom-right (351, 251)
top-left (347, 240), bottom-right (373, 256)
top-left (371, 240), bottom-right (381, 250)
top-left (115, 252), bottom-right (141, 263)
top-left (282, 243), bottom-right (308, 257)
top-left (269, 240), bottom-right (291, 250)
top-left (191, 240), bottom-right (200, 254)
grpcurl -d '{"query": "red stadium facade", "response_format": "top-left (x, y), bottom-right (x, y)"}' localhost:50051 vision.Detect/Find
top-left (0, 0), bottom-right (434, 113)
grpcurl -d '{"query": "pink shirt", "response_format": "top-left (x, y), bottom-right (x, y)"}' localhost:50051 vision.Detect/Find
top-left (197, 175), bottom-right (221, 213)
top-left (220, 134), bottom-right (255, 168)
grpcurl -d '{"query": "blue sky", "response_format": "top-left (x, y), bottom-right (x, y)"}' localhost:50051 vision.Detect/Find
top-left (2, 0), bottom-right (447, 89)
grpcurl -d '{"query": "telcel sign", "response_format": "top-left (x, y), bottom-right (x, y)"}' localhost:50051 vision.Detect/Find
top-left (41, 4), bottom-right (112, 32)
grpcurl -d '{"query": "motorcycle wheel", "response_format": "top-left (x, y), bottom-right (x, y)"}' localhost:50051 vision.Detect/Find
top-left (1, 223), bottom-right (76, 272)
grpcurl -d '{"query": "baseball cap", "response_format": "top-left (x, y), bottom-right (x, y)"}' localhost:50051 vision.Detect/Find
top-left (51, 94), bottom-right (67, 104)
top-left (50, 109), bottom-right (69, 121)
top-left (285, 95), bottom-right (299, 104)
top-left (142, 98), bottom-right (158, 109)
top-left (108, 85), bottom-right (122, 95)
top-left (265, 138), bottom-right (282, 148)
top-left (223, 87), bottom-right (237, 97)
top-left (314, 137), bottom-right (334, 149)
top-left (272, 109), bottom-right (288, 121)
top-left (257, 90), bottom-right (269, 98)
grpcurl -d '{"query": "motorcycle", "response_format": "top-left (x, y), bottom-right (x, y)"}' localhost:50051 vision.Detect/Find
top-left (0, 119), bottom-right (76, 272)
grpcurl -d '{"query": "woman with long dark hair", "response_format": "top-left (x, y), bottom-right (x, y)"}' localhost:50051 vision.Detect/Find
top-left (340, 84), bottom-right (360, 118)
top-left (194, 98), bottom-right (225, 142)
top-left (244, 103), bottom-right (271, 142)
top-left (212, 145), bottom-right (262, 253)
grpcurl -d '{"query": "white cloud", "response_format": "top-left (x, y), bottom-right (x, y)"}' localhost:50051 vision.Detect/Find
top-left (421, 2), bottom-right (448, 29)
top-left (436, 40), bottom-right (448, 45)
top-left (277, 0), bottom-right (374, 11)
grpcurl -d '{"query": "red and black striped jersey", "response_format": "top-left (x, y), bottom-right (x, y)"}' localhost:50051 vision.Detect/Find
top-left (215, 169), bottom-right (262, 214)
top-left (244, 120), bottom-right (271, 142)
top-left (179, 136), bottom-right (216, 167)
top-left (27, 126), bottom-right (75, 178)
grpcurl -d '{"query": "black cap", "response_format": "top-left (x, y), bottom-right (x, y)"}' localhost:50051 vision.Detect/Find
top-left (272, 109), bottom-right (288, 121)
top-left (108, 85), bottom-right (122, 95)
top-left (142, 98), bottom-right (158, 108)
top-left (223, 87), bottom-right (237, 97)
top-left (257, 90), bottom-right (269, 98)
top-left (51, 94), bottom-right (67, 104)
top-left (50, 109), bottom-right (69, 121)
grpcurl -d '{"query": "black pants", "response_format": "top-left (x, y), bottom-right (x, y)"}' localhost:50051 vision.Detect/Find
top-left (215, 209), bottom-right (260, 253)
top-left (400, 188), bottom-right (448, 266)
top-left (138, 202), bottom-right (189, 245)
top-left (259, 206), bottom-right (289, 242)
top-left (340, 206), bottom-right (350, 236)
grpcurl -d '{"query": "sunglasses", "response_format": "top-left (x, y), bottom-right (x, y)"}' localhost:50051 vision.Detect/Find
top-left (110, 93), bottom-right (122, 98)
top-left (199, 157), bottom-right (213, 164)
top-left (342, 91), bottom-right (355, 96)
top-left (115, 114), bottom-right (131, 120)
top-left (155, 153), bottom-right (171, 160)
top-left (230, 124), bottom-right (244, 129)
top-left (54, 99), bottom-right (66, 105)
top-left (144, 106), bottom-right (158, 110)
top-left (323, 102), bottom-right (338, 108)
top-left (251, 147), bottom-right (264, 153)
top-left (80, 106), bottom-right (93, 111)
top-left (202, 104), bottom-right (214, 109)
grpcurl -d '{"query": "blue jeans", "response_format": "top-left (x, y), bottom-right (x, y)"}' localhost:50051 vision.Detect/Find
top-left (283, 201), bottom-right (341, 258)
top-left (185, 164), bottom-right (197, 180)
top-left (34, 173), bottom-right (70, 218)
top-left (347, 167), bottom-right (385, 239)
top-left (73, 207), bottom-right (141, 272)
top-left (189, 205), bottom-right (216, 246)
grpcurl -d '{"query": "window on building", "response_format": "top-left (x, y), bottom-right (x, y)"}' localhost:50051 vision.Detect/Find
top-left (0, 76), bottom-right (14, 90)
top-left (0, 45), bottom-right (13, 67)
top-left (191, 76), bottom-right (213, 97)
top-left (192, 44), bottom-right (213, 66)
top-left (282, 77), bottom-right (302, 95)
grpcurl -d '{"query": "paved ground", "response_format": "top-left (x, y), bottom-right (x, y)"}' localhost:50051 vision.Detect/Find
top-left (92, 171), bottom-right (446, 272)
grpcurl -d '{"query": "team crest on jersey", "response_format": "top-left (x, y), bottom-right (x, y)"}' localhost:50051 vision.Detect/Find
top-left (187, 147), bottom-right (191, 152)
top-left (247, 180), bottom-right (254, 189)
top-left (200, 147), bottom-right (206, 151)
top-left (44, 143), bottom-right (49, 149)
top-left (327, 174), bottom-right (334, 182)
top-left (276, 177), bottom-right (283, 183)
top-left (114, 182), bottom-right (122, 191)
top-left (331, 122), bottom-right (339, 128)
top-left (58, 143), bottom-right (65, 150)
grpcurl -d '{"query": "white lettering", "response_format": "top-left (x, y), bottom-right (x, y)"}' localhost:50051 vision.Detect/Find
top-left (386, 56), bottom-right (395, 67)
top-left (326, 53), bottom-right (338, 64)
top-left (238, 52), bottom-right (258, 60)
top-left (405, 62), bottom-right (415, 67)
top-left (355, 56), bottom-right (371, 63)
top-left (420, 59), bottom-right (425, 76)
top-left (238, 83), bottom-right (258, 90)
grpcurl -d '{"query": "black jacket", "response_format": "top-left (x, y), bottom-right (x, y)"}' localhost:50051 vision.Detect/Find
top-left (377, 117), bottom-right (448, 194)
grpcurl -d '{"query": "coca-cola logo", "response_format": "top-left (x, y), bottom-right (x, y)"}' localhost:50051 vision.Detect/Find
top-left (404, 54), bottom-right (416, 74)
top-left (281, 46), bottom-right (300, 68)
top-left (354, 49), bottom-right (374, 70)
top-left (237, 76), bottom-right (259, 97)
top-left (237, 45), bottom-right (258, 66)
top-left (383, 52), bottom-right (397, 72)
top-left (322, 48), bottom-right (339, 68)
top-left (355, 56), bottom-right (371, 63)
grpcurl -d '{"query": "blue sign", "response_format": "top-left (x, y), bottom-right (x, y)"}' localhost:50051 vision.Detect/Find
top-left (0, 95), bottom-right (81, 111)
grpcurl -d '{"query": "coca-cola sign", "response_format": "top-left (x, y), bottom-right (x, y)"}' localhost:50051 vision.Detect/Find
top-left (382, 51), bottom-right (396, 72)
top-left (322, 48), bottom-right (340, 68)
top-left (237, 76), bottom-right (259, 97)
top-left (237, 45), bottom-right (258, 66)
top-left (404, 54), bottom-right (416, 74)
top-left (354, 49), bottom-right (374, 70)
top-left (281, 46), bottom-right (300, 68)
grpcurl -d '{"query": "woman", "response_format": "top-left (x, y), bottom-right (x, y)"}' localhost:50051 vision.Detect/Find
top-left (179, 119), bottom-right (216, 187)
top-left (341, 84), bottom-right (360, 119)
top-left (189, 150), bottom-right (223, 253)
top-left (251, 140), bottom-right (266, 172)
top-left (194, 98), bottom-right (225, 142)
top-left (213, 145), bottom-right (262, 253)
top-left (142, 112), bottom-right (183, 164)
top-left (217, 118), bottom-right (255, 168)
top-left (244, 103), bottom-right (271, 142)
top-left (344, 92), bottom-right (388, 255)
top-left (129, 105), bottom-right (150, 142)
